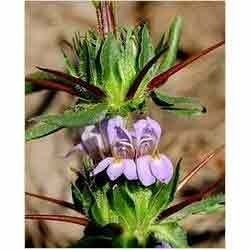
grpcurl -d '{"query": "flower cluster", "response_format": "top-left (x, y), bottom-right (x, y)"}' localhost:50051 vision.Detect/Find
top-left (68, 116), bottom-right (173, 186)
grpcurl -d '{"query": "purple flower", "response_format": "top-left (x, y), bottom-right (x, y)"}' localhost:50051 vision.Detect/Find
top-left (91, 116), bottom-right (137, 181)
top-left (133, 117), bottom-right (173, 186)
top-left (90, 116), bottom-right (173, 186)
top-left (64, 119), bottom-right (110, 160)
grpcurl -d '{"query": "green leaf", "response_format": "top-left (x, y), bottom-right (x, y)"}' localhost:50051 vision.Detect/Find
top-left (109, 184), bottom-right (136, 230)
top-left (25, 71), bottom-right (67, 95)
top-left (71, 183), bottom-right (92, 214)
top-left (155, 32), bottom-right (167, 55)
top-left (25, 119), bottom-right (63, 141)
top-left (100, 34), bottom-right (121, 100)
top-left (138, 25), bottom-right (155, 70)
top-left (125, 182), bottom-right (152, 225)
top-left (90, 187), bottom-right (110, 225)
top-left (85, 31), bottom-right (102, 85)
top-left (151, 90), bottom-right (206, 117)
top-left (132, 24), bottom-right (156, 100)
top-left (146, 159), bottom-right (181, 224)
top-left (90, 184), bottom-right (118, 226)
top-left (150, 221), bottom-right (188, 248)
top-left (117, 28), bottom-right (137, 94)
top-left (54, 103), bottom-right (108, 127)
top-left (166, 194), bottom-right (225, 222)
top-left (61, 49), bottom-right (78, 77)
top-left (158, 16), bottom-right (183, 72)
top-left (25, 103), bottom-right (107, 141)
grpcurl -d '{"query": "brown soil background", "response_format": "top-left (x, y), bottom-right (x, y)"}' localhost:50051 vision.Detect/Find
top-left (25, 1), bottom-right (225, 248)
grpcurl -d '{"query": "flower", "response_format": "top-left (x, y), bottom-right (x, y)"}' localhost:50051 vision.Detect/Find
top-left (90, 116), bottom-right (173, 186)
top-left (133, 117), bottom-right (173, 186)
top-left (91, 116), bottom-right (138, 181)
top-left (64, 119), bottom-right (110, 160)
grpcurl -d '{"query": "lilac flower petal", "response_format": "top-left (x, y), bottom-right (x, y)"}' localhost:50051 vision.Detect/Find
top-left (97, 118), bottom-right (110, 154)
top-left (106, 160), bottom-right (125, 181)
top-left (146, 117), bottom-right (162, 141)
top-left (150, 154), bottom-right (173, 183)
top-left (136, 155), bottom-right (156, 186)
top-left (107, 116), bottom-right (124, 145)
top-left (133, 119), bottom-right (148, 142)
top-left (123, 159), bottom-right (138, 180)
top-left (81, 125), bottom-right (105, 152)
top-left (91, 157), bottom-right (113, 176)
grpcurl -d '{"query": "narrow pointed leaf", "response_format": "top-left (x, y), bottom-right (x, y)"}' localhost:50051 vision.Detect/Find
top-left (148, 40), bottom-right (225, 91)
top-left (36, 66), bottom-right (106, 99)
top-left (177, 145), bottom-right (224, 192)
top-left (25, 192), bottom-right (77, 212)
top-left (25, 214), bottom-right (88, 226)
top-left (151, 90), bottom-right (206, 117)
top-left (158, 16), bottom-right (183, 72)
top-left (138, 24), bottom-right (154, 70)
top-left (26, 103), bottom-right (108, 141)
top-left (52, 102), bottom-right (108, 128)
top-left (25, 78), bottom-right (77, 96)
top-left (165, 194), bottom-right (225, 222)
top-left (61, 48), bottom-right (78, 76)
top-left (126, 47), bottom-right (168, 100)
top-left (25, 119), bottom-right (63, 141)
top-left (25, 70), bottom-right (71, 95)
top-left (159, 177), bottom-right (224, 220)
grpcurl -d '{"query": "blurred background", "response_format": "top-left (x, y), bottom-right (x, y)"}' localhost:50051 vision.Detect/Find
top-left (25, 1), bottom-right (225, 248)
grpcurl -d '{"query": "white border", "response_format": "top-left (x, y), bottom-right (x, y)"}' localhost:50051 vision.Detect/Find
top-left (2, 0), bottom-right (250, 249)
top-left (0, 0), bottom-right (24, 249)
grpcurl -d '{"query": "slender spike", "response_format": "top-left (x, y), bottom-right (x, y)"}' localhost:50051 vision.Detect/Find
top-left (96, 7), bottom-right (103, 36)
top-left (94, 1), bottom-right (115, 37)
top-left (25, 78), bottom-right (78, 96)
top-left (109, 2), bottom-right (116, 33)
top-left (158, 176), bottom-right (224, 220)
top-left (25, 214), bottom-right (89, 226)
top-left (126, 46), bottom-right (169, 100)
top-left (106, 1), bottom-right (116, 33)
top-left (36, 66), bottom-right (106, 99)
top-left (148, 40), bottom-right (225, 91)
top-left (25, 192), bottom-right (80, 213)
top-left (177, 145), bottom-right (224, 192)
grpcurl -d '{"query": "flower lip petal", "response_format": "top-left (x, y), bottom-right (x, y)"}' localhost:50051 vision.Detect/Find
top-left (106, 160), bottom-right (125, 181)
top-left (136, 155), bottom-right (156, 186)
top-left (91, 157), bottom-right (113, 176)
top-left (150, 154), bottom-right (173, 183)
top-left (123, 159), bottom-right (138, 180)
